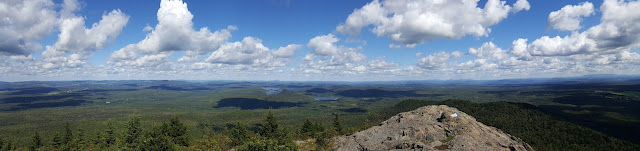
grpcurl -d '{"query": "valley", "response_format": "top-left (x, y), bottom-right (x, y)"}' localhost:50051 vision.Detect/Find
top-left (0, 77), bottom-right (639, 150)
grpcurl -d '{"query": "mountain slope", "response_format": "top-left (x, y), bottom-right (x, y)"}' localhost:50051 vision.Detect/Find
top-left (331, 105), bottom-right (533, 151)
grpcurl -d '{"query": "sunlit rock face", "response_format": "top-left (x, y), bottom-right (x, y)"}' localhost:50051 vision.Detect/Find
top-left (331, 105), bottom-right (534, 151)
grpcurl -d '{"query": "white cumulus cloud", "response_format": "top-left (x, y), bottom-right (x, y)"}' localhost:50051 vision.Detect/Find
top-left (109, 0), bottom-right (235, 65)
top-left (297, 34), bottom-right (404, 76)
top-left (205, 37), bottom-right (301, 67)
top-left (39, 0), bottom-right (128, 69)
top-left (513, 0), bottom-right (531, 12)
top-left (548, 2), bottom-right (594, 31)
top-left (336, 0), bottom-right (529, 46)
top-left (272, 44), bottom-right (302, 58)
top-left (110, 0), bottom-right (301, 72)
top-left (306, 34), bottom-right (367, 66)
top-left (469, 42), bottom-right (509, 61)
top-left (368, 56), bottom-right (399, 70)
top-left (0, 0), bottom-right (57, 56)
top-left (416, 51), bottom-right (462, 70)
top-left (514, 0), bottom-right (640, 59)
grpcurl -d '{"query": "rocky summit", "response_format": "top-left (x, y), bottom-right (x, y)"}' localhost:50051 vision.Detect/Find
top-left (331, 105), bottom-right (534, 151)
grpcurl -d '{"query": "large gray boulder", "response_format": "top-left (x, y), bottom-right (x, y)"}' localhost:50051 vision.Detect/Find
top-left (331, 105), bottom-right (534, 151)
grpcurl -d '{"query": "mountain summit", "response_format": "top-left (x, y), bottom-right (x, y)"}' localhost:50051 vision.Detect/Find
top-left (331, 105), bottom-right (534, 151)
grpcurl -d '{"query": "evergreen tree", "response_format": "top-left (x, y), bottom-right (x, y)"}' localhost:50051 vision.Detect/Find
top-left (229, 123), bottom-right (252, 146)
top-left (301, 119), bottom-right (313, 134)
top-left (247, 109), bottom-right (298, 150)
top-left (63, 122), bottom-right (73, 145)
top-left (259, 109), bottom-right (282, 140)
top-left (141, 126), bottom-right (176, 151)
top-left (193, 128), bottom-right (231, 150)
top-left (124, 116), bottom-right (143, 150)
top-left (333, 114), bottom-right (344, 135)
top-left (52, 133), bottom-right (62, 148)
top-left (72, 129), bottom-right (86, 150)
top-left (93, 132), bottom-right (103, 147)
top-left (162, 116), bottom-right (189, 146)
top-left (103, 123), bottom-right (116, 146)
top-left (0, 138), bottom-right (8, 151)
top-left (29, 131), bottom-right (42, 151)
top-left (1, 139), bottom-right (14, 151)
top-left (301, 119), bottom-right (324, 138)
top-left (315, 129), bottom-right (338, 150)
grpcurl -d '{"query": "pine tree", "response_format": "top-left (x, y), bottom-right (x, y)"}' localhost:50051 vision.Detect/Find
top-left (63, 122), bottom-right (73, 145)
top-left (52, 133), bottom-right (62, 148)
top-left (103, 123), bottom-right (116, 146)
top-left (229, 123), bottom-right (252, 146)
top-left (333, 114), bottom-right (344, 135)
top-left (0, 138), bottom-right (6, 151)
top-left (29, 131), bottom-right (42, 151)
top-left (315, 129), bottom-right (337, 150)
top-left (301, 119), bottom-right (313, 134)
top-left (259, 109), bottom-right (281, 139)
top-left (1, 139), bottom-right (14, 151)
top-left (73, 129), bottom-right (86, 150)
top-left (163, 116), bottom-right (189, 146)
top-left (93, 132), bottom-right (103, 146)
top-left (142, 125), bottom-right (176, 151)
top-left (251, 109), bottom-right (298, 150)
top-left (124, 116), bottom-right (142, 150)
top-left (301, 119), bottom-right (324, 138)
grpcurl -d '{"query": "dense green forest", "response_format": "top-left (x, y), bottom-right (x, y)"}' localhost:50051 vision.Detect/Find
top-left (369, 99), bottom-right (640, 151)
top-left (0, 109), bottom-right (343, 151)
top-left (2, 99), bottom-right (640, 150)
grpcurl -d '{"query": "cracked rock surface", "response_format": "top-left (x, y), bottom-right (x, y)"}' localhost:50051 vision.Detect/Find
top-left (331, 105), bottom-right (534, 151)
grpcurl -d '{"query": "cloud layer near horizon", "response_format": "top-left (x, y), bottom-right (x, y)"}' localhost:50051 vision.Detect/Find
top-left (0, 0), bottom-right (639, 81)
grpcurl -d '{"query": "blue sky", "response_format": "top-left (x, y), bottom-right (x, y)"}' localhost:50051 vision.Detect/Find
top-left (1, 0), bottom-right (639, 81)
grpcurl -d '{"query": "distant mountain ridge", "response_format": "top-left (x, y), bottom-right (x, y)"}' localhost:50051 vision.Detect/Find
top-left (1, 74), bottom-right (639, 83)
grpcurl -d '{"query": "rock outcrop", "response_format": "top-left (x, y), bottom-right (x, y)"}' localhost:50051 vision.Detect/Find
top-left (331, 105), bottom-right (533, 151)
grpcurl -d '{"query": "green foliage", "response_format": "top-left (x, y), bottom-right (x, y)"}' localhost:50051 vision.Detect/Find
top-left (314, 129), bottom-right (337, 150)
top-left (377, 99), bottom-right (640, 151)
top-left (333, 114), bottom-right (344, 135)
top-left (124, 116), bottom-right (143, 150)
top-left (241, 110), bottom-right (298, 151)
top-left (125, 116), bottom-right (189, 151)
top-left (192, 129), bottom-right (231, 151)
top-left (238, 136), bottom-right (297, 151)
top-left (47, 122), bottom-right (81, 151)
top-left (71, 129), bottom-right (86, 150)
top-left (63, 122), bottom-right (73, 145)
top-left (229, 123), bottom-right (252, 146)
top-left (0, 138), bottom-right (15, 151)
top-left (300, 119), bottom-right (324, 139)
top-left (92, 132), bottom-right (103, 148)
top-left (160, 116), bottom-right (189, 146)
top-left (141, 126), bottom-right (176, 151)
top-left (103, 123), bottom-right (116, 146)
top-left (29, 131), bottom-right (42, 151)
top-left (259, 109), bottom-right (283, 140)
top-left (8, 89), bottom-right (638, 151)
top-left (52, 133), bottom-right (62, 148)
